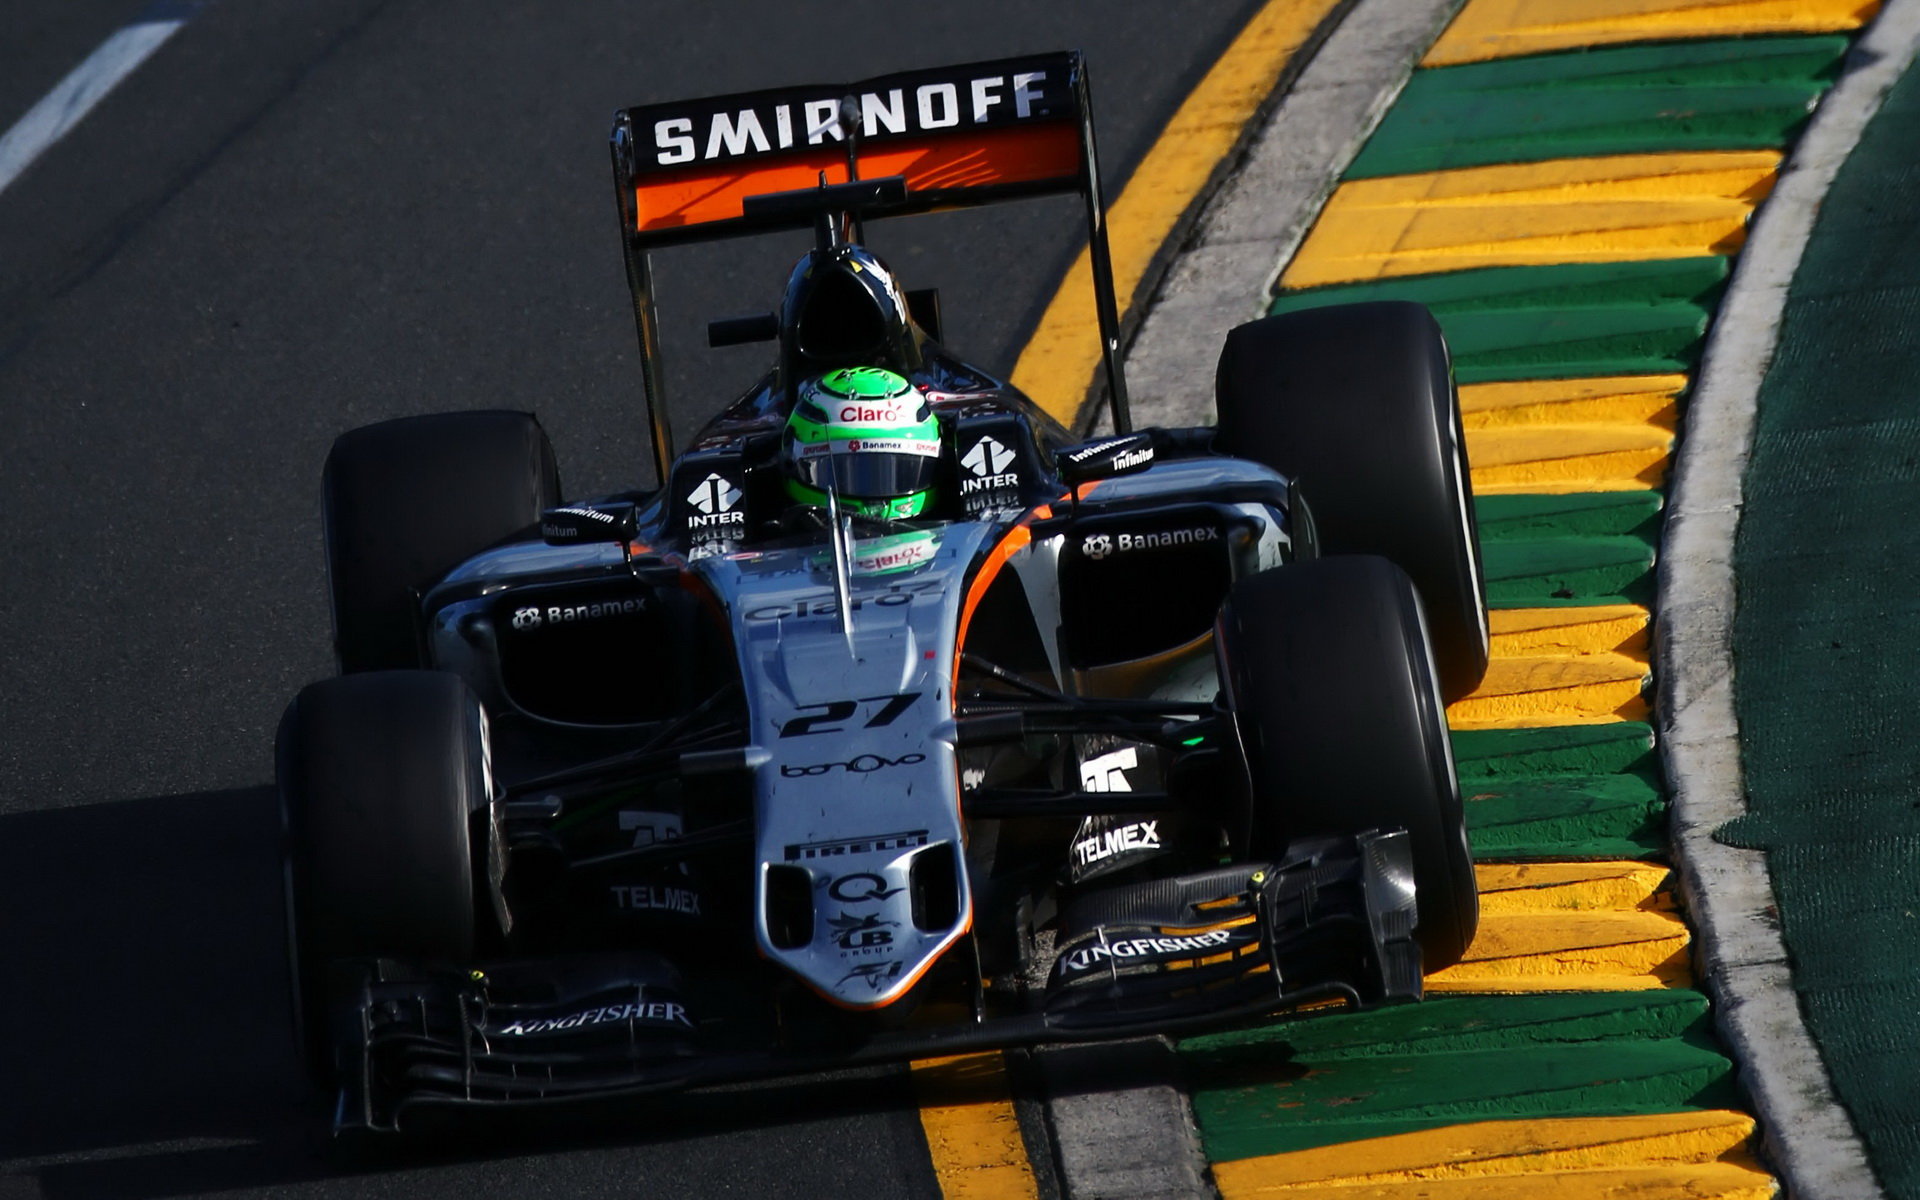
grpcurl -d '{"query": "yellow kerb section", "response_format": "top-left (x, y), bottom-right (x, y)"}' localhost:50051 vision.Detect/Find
top-left (912, 1053), bottom-right (1041, 1199)
top-left (1280, 152), bottom-right (1780, 289)
top-left (1425, 0), bottom-right (1879, 65)
top-left (1428, 862), bottom-right (1691, 991)
top-left (1212, 1112), bottom-right (1771, 1198)
top-left (1464, 375), bottom-right (1683, 493)
top-left (1009, 0), bottom-right (1348, 423)
top-left (1447, 605), bottom-right (1651, 728)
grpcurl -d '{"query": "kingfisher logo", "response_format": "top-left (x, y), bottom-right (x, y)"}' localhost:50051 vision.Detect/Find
top-left (687, 473), bottom-right (743, 531)
top-left (1057, 928), bottom-right (1235, 976)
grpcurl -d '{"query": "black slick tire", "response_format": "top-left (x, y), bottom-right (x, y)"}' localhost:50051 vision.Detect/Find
top-left (278, 670), bottom-right (489, 1082)
top-left (324, 411), bottom-right (561, 672)
top-left (1216, 556), bottom-right (1478, 970)
top-left (1214, 301), bottom-right (1488, 702)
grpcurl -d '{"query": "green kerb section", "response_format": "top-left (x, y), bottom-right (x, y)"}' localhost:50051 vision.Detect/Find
top-left (1463, 496), bottom-right (1664, 857)
top-left (1477, 492), bottom-right (1661, 607)
top-left (1348, 35), bottom-right (1849, 177)
top-left (1454, 721), bottom-right (1655, 780)
top-left (1272, 259), bottom-right (1726, 382)
top-left (1181, 991), bottom-right (1738, 1161)
top-left (1726, 56), bottom-right (1920, 1200)
top-left (1456, 723), bottom-right (1667, 860)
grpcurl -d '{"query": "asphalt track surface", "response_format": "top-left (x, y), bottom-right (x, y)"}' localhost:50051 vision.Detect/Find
top-left (0, 2), bottom-right (1266, 1196)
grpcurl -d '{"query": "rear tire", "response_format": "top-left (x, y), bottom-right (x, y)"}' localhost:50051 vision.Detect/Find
top-left (324, 411), bottom-right (561, 672)
top-left (278, 670), bottom-right (490, 1081)
top-left (1216, 556), bottom-right (1478, 970)
top-left (1215, 301), bottom-right (1488, 701)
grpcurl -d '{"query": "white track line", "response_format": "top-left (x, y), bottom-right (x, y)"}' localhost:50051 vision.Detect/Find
top-left (0, 15), bottom-right (191, 196)
top-left (1659, 0), bottom-right (1920, 1196)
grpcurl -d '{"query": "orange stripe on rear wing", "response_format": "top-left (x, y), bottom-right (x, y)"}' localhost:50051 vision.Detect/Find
top-left (632, 124), bottom-right (1082, 236)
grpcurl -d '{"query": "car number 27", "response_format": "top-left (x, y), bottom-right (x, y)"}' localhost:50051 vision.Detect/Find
top-left (778, 693), bottom-right (921, 738)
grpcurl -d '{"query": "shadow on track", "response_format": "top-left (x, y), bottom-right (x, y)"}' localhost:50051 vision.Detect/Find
top-left (0, 788), bottom-right (932, 1199)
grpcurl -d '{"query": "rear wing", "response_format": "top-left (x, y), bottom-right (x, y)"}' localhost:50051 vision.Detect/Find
top-left (610, 51), bottom-right (1130, 483)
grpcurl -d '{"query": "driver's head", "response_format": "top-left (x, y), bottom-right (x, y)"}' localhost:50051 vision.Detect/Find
top-left (782, 367), bottom-right (939, 520)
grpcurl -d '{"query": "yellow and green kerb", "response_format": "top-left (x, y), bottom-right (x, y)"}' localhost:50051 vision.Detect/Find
top-left (1180, 0), bottom-right (1879, 1194)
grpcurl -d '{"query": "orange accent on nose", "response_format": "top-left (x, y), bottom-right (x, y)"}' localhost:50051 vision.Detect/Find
top-left (955, 504), bottom-right (1050, 671)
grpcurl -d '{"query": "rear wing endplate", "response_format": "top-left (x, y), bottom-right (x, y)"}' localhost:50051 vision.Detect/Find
top-left (610, 51), bottom-right (1131, 482)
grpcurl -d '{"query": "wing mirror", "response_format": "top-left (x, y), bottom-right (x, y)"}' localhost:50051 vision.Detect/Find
top-left (540, 503), bottom-right (639, 545)
top-left (1055, 432), bottom-right (1156, 487)
top-left (708, 313), bottom-right (779, 347)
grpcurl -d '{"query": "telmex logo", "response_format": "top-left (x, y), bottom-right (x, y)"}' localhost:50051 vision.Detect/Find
top-left (652, 71), bottom-right (1055, 166)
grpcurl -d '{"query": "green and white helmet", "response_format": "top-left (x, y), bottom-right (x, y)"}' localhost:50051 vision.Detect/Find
top-left (783, 367), bottom-right (941, 520)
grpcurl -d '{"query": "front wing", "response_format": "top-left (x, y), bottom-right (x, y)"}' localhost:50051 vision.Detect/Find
top-left (329, 831), bottom-right (1420, 1132)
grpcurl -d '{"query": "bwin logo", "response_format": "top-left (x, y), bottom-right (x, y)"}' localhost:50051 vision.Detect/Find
top-left (512, 607), bottom-right (543, 630)
top-left (1082, 534), bottom-right (1113, 561)
top-left (688, 473), bottom-right (741, 515)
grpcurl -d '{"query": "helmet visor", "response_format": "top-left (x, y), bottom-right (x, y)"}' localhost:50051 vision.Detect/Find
top-left (792, 441), bottom-right (939, 500)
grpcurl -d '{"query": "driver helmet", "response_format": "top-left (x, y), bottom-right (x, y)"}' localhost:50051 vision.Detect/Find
top-left (783, 367), bottom-right (940, 520)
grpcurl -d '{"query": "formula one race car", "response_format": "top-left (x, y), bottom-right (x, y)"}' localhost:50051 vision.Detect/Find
top-left (278, 52), bottom-right (1488, 1133)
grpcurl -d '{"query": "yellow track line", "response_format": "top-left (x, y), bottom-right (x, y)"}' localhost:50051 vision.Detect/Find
top-left (1280, 151), bottom-right (1780, 289)
top-left (1213, 1112), bottom-right (1770, 1198)
top-left (912, 1054), bottom-right (1041, 1199)
top-left (1424, 0), bottom-right (1879, 64)
top-left (916, 2), bottom-right (1354, 1193)
top-left (1008, 0), bottom-right (1351, 424)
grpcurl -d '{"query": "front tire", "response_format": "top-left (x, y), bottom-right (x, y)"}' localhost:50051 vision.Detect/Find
top-left (1216, 556), bottom-right (1478, 970)
top-left (1215, 301), bottom-right (1488, 702)
top-left (324, 411), bottom-right (561, 672)
top-left (278, 670), bottom-right (491, 1081)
